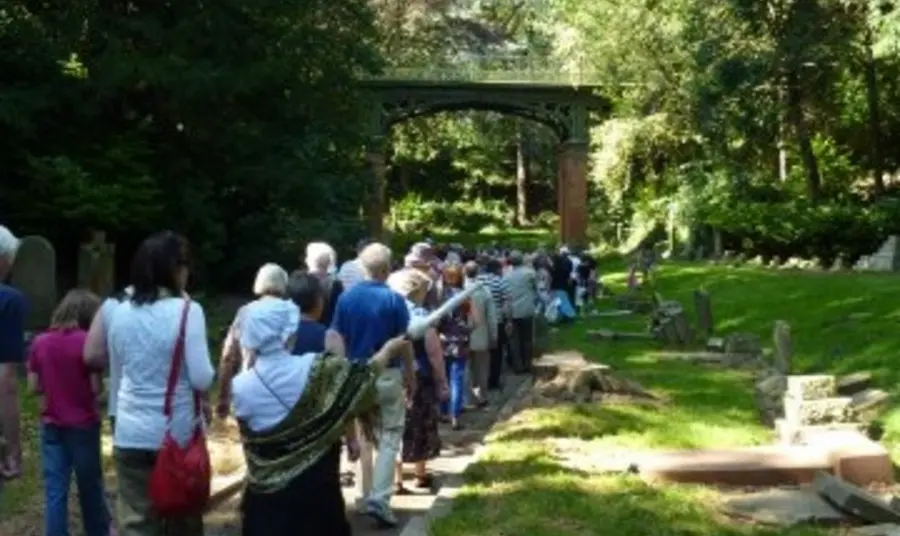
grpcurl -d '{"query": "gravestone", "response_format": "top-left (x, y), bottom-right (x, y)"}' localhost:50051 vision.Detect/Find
top-left (9, 235), bottom-right (57, 331)
top-left (854, 236), bottom-right (900, 272)
top-left (77, 230), bottom-right (115, 296)
top-left (773, 321), bottom-right (792, 374)
top-left (693, 289), bottom-right (713, 339)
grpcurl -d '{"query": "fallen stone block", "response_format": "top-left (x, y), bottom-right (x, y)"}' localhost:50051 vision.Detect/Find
top-left (786, 375), bottom-right (836, 401)
top-left (837, 372), bottom-right (873, 396)
top-left (721, 487), bottom-right (848, 527)
top-left (784, 396), bottom-right (853, 425)
top-left (646, 351), bottom-right (723, 365)
top-left (637, 446), bottom-right (832, 486)
top-left (592, 309), bottom-right (635, 318)
top-left (588, 329), bottom-right (656, 341)
top-left (533, 351), bottom-right (589, 381)
top-left (851, 388), bottom-right (891, 418)
top-left (724, 333), bottom-right (762, 355)
top-left (813, 471), bottom-right (900, 524)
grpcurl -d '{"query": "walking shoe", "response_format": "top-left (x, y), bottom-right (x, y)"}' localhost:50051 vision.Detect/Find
top-left (365, 500), bottom-right (399, 528)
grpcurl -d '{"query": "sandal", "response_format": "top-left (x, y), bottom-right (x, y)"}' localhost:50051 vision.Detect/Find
top-left (414, 473), bottom-right (436, 489)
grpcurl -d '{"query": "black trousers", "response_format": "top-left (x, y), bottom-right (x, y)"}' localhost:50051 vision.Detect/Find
top-left (489, 322), bottom-right (509, 389)
top-left (511, 317), bottom-right (535, 372)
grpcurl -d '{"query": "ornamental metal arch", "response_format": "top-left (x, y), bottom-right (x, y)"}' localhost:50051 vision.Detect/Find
top-left (360, 79), bottom-right (611, 144)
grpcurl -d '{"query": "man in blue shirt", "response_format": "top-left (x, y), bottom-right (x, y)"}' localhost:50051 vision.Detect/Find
top-left (326, 243), bottom-right (412, 528)
top-left (0, 225), bottom-right (25, 484)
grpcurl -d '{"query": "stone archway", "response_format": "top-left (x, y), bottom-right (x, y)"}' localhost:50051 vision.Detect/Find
top-left (360, 80), bottom-right (609, 246)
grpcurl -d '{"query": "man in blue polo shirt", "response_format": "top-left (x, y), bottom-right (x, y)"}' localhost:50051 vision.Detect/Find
top-left (326, 242), bottom-right (412, 528)
top-left (0, 225), bottom-right (25, 485)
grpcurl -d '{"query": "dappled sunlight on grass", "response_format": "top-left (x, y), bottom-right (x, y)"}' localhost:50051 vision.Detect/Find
top-left (432, 261), bottom-right (900, 536)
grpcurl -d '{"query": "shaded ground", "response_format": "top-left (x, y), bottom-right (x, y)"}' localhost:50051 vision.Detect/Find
top-left (429, 261), bottom-right (900, 536)
top-left (204, 375), bottom-right (529, 536)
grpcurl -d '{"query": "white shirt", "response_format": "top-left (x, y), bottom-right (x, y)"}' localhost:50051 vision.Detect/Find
top-left (99, 297), bottom-right (126, 416)
top-left (232, 353), bottom-right (315, 432)
top-left (110, 298), bottom-right (215, 450)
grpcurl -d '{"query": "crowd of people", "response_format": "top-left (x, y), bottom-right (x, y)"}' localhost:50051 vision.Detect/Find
top-left (0, 225), bottom-right (598, 536)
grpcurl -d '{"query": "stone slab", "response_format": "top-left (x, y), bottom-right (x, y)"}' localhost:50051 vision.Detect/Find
top-left (838, 372), bottom-right (874, 396)
top-left (813, 471), bottom-right (900, 524)
top-left (721, 487), bottom-right (848, 526)
top-left (851, 389), bottom-right (891, 416)
top-left (706, 337), bottom-right (726, 352)
top-left (786, 375), bottom-right (836, 401)
top-left (637, 446), bottom-right (833, 486)
top-left (588, 329), bottom-right (656, 341)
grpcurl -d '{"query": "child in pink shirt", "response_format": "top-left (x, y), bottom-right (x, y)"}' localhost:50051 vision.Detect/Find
top-left (28, 289), bottom-right (111, 536)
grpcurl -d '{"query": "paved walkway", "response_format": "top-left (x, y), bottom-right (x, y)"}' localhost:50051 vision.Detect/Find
top-left (204, 374), bottom-right (529, 536)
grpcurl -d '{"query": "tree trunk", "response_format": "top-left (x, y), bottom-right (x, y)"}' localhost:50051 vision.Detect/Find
top-left (785, 68), bottom-right (821, 202)
top-left (864, 27), bottom-right (886, 197)
top-left (515, 122), bottom-right (529, 227)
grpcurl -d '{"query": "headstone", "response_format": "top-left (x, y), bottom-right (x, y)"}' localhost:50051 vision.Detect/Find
top-left (77, 230), bottom-right (115, 297)
top-left (772, 321), bottom-right (792, 374)
top-left (9, 235), bottom-right (57, 331)
top-left (856, 236), bottom-right (900, 272)
top-left (693, 289), bottom-right (713, 339)
top-left (837, 372), bottom-right (873, 396)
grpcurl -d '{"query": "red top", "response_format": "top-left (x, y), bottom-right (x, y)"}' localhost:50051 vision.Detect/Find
top-left (28, 329), bottom-right (100, 427)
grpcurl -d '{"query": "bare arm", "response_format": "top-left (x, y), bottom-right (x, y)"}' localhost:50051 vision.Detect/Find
top-left (83, 306), bottom-right (109, 368)
top-left (185, 302), bottom-right (215, 391)
top-left (216, 315), bottom-right (242, 415)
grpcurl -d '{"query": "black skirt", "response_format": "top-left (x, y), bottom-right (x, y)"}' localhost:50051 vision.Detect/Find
top-left (401, 374), bottom-right (442, 463)
top-left (241, 442), bottom-right (350, 536)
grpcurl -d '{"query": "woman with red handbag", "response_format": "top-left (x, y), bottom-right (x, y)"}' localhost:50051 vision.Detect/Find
top-left (107, 232), bottom-right (216, 536)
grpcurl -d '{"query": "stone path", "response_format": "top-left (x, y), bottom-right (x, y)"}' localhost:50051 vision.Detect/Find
top-left (204, 374), bottom-right (530, 536)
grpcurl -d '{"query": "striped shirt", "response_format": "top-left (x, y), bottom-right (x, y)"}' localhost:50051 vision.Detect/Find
top-left (478, 273), bottom-right (511, 320)
top-left (337, 259), bottom-right (366, 291)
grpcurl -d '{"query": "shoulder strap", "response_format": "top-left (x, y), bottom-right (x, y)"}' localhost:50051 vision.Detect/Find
top-left (163, 299), bottom-right (199, 419)
top-left (252, 367), bottom-right (292, 412)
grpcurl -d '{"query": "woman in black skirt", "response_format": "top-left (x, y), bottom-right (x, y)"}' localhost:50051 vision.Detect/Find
top-left (230, 296), bottom-right (412, 536)
top-left (386, 269), bottom-right (449, 492)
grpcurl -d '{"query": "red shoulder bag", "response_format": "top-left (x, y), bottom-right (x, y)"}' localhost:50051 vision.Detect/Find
top-left (148, 299), bottom-right (212, 517)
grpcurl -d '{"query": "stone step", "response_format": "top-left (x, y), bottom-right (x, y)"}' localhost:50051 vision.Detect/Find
top-left (783, 396), bottom-right (853, 425)
top-left (775, 419), bottom-right (867, 445)
top-left (851, 388), bottom-right (891, 418)
top-left (786, 375), bottom-right (836, 401)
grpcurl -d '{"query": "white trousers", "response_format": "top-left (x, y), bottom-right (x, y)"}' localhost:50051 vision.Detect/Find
top-left (357, 368), bottom-right (406, 509)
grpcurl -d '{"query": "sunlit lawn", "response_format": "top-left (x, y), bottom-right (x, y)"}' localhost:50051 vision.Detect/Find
top-left (432, 261), bottom-right (900, 536)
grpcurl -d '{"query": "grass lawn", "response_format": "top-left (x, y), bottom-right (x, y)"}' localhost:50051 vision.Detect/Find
top-left (431, 261), bottom-right (900, 536)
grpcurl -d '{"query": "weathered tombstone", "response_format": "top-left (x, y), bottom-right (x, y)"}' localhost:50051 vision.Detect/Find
top-left (77, 230), bottom-right (115, 297)
top-left (693, 289), bottom-right (713, 339)
top-left (9, 236), bottom-right (57, 331)
top-left (773, 320), bottom-right (793, 374)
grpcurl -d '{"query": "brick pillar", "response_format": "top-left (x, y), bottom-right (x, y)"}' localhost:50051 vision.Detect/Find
top-left (557, 141), bottom-right (588, 246)
top-left (366, 149), bottom-right (387, 241)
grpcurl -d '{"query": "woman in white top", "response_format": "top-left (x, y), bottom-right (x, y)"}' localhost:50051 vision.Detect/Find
top-left (107, 231), bottom-right (215, 536)
top-left (232, 293), bottom-right (410, 536)
top-left (83, 286), bottom-right (133, 432)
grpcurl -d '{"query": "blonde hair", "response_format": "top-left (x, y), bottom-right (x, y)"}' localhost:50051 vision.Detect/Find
top-left (50, 289), bottom-right (101, 331)
top-left (387, 268), bottom-right (432, 300)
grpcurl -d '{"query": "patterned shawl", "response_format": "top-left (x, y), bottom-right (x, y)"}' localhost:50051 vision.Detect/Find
top-left (238, 353), bottom-right (378, 494)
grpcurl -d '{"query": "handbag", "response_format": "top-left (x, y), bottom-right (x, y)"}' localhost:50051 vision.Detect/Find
top-left (148, 299), bottom-right (212, 517)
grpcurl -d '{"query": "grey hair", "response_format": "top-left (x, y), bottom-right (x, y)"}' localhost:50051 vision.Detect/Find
top-left (0, 226), bottom-right (19, 262)
top-left (305, 242), bottom-right (336, 272)
top-left (508, 250), bottom-right (524, 266)
top-left (252, 263), bottom-right (289, 296)
top-left (358, 243), bottom-right (392, 279)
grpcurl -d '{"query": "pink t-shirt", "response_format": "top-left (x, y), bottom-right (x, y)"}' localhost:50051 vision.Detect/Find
top-left (28, 329), bottom-right (100, 427)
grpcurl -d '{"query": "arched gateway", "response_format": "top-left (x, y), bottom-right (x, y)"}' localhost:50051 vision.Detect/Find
top-left (360, 79), bottom-right (610, 246)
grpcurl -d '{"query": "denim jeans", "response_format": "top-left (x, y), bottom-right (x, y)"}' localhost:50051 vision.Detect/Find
top-left (362, 368), bottom-right (406, 513)
top-left (40, 423), bottom-right (110, 536)
top-left (440, 357), bottom-right (466, 418)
